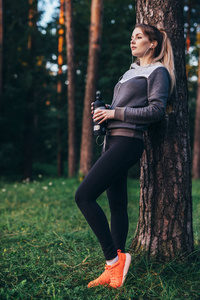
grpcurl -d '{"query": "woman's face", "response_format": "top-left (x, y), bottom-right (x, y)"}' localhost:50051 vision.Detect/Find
top-left (130, 27), bottom-right (152, 58)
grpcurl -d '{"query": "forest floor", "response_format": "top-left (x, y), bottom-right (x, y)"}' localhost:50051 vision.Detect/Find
top-left (0, 177), bottom-right (200, 299)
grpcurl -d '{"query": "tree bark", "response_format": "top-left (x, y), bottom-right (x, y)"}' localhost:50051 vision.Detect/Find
top-left (130, 0), bottom-right (194, 261)
top-left (24, 0), bottom-right (38, 179)
top-left (192, 48), bottom-right (200, 178)
top-left (57, 0), bottom-right (65, 177)
top-left (79, 0), bottom-right (104, 177)
top-left (65, 0), bottom-right (77, 177)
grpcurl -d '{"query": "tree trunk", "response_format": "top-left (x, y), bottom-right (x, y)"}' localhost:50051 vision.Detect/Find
top-left (65, 0), bottom-right (77, 177)
top-left (130, 0), bottom-right (194, 261)
top-left (186, 1), bottom-right (192, 53)
top-left (79, 0), bottom-right (104, 177)
top-left (192, 48), bottom-right (200, 178)
top-left (0, 0), bottom-right (3, 117)
top-left (24, 0), bottom-right (38, 179)
top-left (57, 0), bottom-right (65, 177)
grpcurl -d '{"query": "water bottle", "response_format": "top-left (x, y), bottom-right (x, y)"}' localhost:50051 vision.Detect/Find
top-left (93, 91), bottom-right (106, 136)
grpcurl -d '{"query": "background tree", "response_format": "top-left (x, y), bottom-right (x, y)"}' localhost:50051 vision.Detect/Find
top-left (1, 0), bottom-right (30, 177)
top-left (57, 0), bottom-right (65, 176)
top-left (1, 0), bottom-right (199, 180)
top-left (130, 0), bottom-right (194, 260)
top-left (186, 1), bottom-right (192, 53)
top-left (23, 0), bottom-right (38, 179)
top-left (79, 0), bottom-right (104, 177)
top-left (65, 0), bottom-right (77, 177)
top-left (1, 0), bottom-right (59, 178)
top-left (192, 25), bottom-right (200, 178)
top-left (0, 0), bottom-right (3, 117)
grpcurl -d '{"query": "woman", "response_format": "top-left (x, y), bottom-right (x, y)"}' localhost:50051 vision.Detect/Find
top-left (75, 24), bottom-right (175, 289)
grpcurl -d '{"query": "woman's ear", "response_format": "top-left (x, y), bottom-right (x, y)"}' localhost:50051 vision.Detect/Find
top-left (151, 40), bottom-right (158, 48)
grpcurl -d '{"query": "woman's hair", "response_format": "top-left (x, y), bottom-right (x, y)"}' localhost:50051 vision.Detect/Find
top-left (135, 24), bottom-right (176, 94)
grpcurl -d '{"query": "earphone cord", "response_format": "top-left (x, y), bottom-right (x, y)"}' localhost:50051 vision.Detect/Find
top-left (131, 44), bottom-right (152, 68)
top-left (142, 44), bottom-right (152, 62)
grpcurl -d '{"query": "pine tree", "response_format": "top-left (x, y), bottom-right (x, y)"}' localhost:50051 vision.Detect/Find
top-left (57, 0), bottom-right (65, 177)
top-left (23, 0), bottom-right (38, 179)
top-left (65, 0), bottom-right (77, 177)
top-left (0, 0), bottom-right (3, 116)
top-left (192, 28), bottom-right (200, 179)
top-left (130, 0), bottom-right (194, 260)
top-left (79, 0), bottom-right (104, 177)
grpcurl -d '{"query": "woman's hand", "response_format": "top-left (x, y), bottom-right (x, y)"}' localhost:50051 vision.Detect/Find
top-left (91, 102), bottom-right (111, 115)
top-left (93, 109), bottom-right (115, 124)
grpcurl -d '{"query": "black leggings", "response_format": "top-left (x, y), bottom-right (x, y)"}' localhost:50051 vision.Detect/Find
top-left (75, 135), bottom-right (144, 260)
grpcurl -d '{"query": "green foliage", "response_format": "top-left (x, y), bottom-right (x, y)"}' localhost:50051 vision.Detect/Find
top-left (1, 0), bottom-right (136, 178)
top-left (1, 0), bottom-right (61, 176)
top-left (99, 1), bottom-right (135, 103)
top-left (0, 178), bottom-right (199, 299)
top-left (183, 1), bottom-right (200, 47)
top-left (1, 0), bottom-right (200, 178)
top-left (183, 2), bottom-right (200, 150)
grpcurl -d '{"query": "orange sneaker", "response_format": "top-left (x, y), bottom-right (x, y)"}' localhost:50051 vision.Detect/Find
top-left (87, 265), bottom-right (110, 288)
top-left (87, 250), bottom-right (131, 289)
top-left (108, 249), bottom-right (131, 288)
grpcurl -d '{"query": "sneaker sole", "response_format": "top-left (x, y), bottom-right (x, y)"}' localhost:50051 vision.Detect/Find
top-left (120, 253), bottom-right (132, 287)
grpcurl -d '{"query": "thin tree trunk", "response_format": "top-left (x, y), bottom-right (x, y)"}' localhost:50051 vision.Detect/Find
top-left (0, 0), bottom-right (3, 116)
top-left (57, 0), bottom-right (65, 177)
top-left (24, 0), bottom-right (38, 179)
top-left (65, 0), bottom-right (77, 177)
top-left (186, 1), bottom-right (191, 53)
top-left (130, 0), bottom-right (194, 261)
top-left (192, 47), bottom-right (200, 178)
top-left (79, 0), bottom-right (104, 177)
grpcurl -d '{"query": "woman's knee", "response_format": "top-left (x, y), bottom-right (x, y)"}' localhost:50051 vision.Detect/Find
top-left (75, 183), bottom-right (91, 207)
top-left (75, 186), bottom-right (83, 206)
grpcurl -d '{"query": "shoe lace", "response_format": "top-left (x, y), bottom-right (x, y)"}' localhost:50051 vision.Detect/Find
top-left (100, 266), bottom-right (109, 278)
top-left (93, 265), bottom-right (110, 284)
top-left (106, 264), bottom-right (120, 286)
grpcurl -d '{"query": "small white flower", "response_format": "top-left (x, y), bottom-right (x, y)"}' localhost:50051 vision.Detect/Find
top-left (42, 186), bottom-right (48, 190)
top-left (62, 182), bottom-right (66, 185)
top-left (23, 178), bottom-right (30, 183)
top-left (38, 174), bottom-right (42, 178)
top-left (48, 182), bottom-right (53, 186)
top-left (2, 189), bottom-right (6, 192)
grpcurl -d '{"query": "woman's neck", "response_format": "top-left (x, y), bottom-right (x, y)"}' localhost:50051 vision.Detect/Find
top-left (139, 56), bottom-right (153, 67)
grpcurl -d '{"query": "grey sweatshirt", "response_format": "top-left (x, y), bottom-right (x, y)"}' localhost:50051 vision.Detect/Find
top-left (107, 62), bottom-right (170, 137)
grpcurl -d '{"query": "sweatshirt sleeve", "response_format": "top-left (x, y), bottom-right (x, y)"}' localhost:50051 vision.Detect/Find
top-left (114, 67), bottom-right (170, 124)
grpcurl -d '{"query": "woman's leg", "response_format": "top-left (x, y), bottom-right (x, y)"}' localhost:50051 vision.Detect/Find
top-left (75, 136), bottom-right (144, 260)
top-left (106, 137), bottom-right (144, 253)
top-left (75, 145), bottom-right (120, 260)
top-left (106, 171), bottom-right (128, 253)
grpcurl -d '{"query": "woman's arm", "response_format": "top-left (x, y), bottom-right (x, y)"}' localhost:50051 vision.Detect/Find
top-left (114, 67), bottom-right (170, 124)
top-left (91, 67), bottom-right (170, 125)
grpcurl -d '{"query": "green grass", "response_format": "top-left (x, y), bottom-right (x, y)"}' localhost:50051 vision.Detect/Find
top-left (0, 177), bottom-right (200, 299)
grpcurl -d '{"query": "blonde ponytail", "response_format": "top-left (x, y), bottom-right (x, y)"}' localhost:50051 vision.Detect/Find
top-left (152, 29), bottom-right (176, 94)
top-left (135, 24), bottom-right (176, 94)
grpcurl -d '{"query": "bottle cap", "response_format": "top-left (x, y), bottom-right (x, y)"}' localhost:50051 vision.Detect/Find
top-left (96, 91), bottom-right (101, 100)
